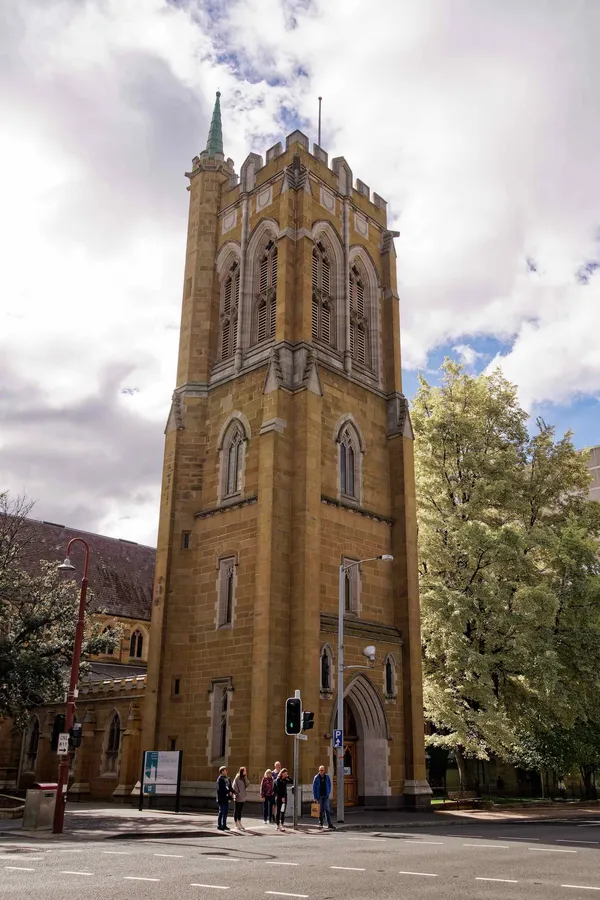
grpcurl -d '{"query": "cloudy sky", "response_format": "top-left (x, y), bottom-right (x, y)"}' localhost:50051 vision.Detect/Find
top-left (1, 0), bottom-right (599, 546)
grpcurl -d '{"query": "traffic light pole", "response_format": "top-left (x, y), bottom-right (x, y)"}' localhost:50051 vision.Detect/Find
top-left (293, 690), bottom-right (300, 830)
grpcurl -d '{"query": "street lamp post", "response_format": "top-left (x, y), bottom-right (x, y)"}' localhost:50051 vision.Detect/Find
top-left (336, 554), bottom-right (393, 824)
top-left (52, 538), bottom-right (90, 835)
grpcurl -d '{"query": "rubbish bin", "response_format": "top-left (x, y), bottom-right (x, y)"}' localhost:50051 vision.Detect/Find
top-left (22, 783), bottom-right (57, 830)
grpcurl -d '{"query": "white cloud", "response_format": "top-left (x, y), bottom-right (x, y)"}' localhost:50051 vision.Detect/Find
top-left (453, 344), bottom-right (483, 369)
top-left (1, 0), bottom-right (599, 541)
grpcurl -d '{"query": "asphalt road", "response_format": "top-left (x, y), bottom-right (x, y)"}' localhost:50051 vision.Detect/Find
top-left (1, 817), bottom-right (600, 899)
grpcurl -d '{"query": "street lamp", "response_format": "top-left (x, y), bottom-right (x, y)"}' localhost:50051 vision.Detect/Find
top-left (336, 554), bottom-right (393, 824)
top-left (52, 538), bottom-right (90, 835)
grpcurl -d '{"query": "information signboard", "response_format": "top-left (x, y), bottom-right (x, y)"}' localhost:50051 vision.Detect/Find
top-left (57, 733), bottom-right (69, 754)
top-left (139, 750), bottom-right (183, 812)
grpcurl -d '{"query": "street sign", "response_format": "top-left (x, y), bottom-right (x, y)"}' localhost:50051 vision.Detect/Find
top-left (297, 733), bottom-right (308, 741)
top-left (57, 733), bottom-right (69, 754)
top-left (142, 750), bottom-right (180, 795)
top-left (333, 729), bottom-right (343, 748)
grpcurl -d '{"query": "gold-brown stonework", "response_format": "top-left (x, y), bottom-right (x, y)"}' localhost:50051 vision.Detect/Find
top-left (144, 129), bottom-right (431, 808)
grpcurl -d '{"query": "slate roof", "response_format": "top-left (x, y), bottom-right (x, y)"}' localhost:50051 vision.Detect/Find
top-left (13, 518), bottom-right (155, 621)
top-left (86, 662), bottom-right (147, 683)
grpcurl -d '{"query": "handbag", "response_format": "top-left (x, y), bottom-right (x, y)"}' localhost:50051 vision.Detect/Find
top-left (310, 801), bottom-right (320, 818)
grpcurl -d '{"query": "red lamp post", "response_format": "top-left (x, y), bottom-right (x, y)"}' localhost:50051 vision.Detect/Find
top-left (52, 537), bottom-right (90, 835)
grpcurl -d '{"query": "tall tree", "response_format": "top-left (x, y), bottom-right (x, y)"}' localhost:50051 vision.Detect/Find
top-left (0, 492), bottom-right (117, 725)
top-left (412, 361), bottom-right (600, 769)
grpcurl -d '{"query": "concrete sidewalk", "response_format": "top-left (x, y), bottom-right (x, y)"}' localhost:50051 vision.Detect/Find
top-left (1, 800), bottom-right (598, 842)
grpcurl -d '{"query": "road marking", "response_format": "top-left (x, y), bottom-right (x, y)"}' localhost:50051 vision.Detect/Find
top-left (562, 887), bottom-right (600, 892)
top-left (558, 839), bottom-right (600, 845)
top-left (398, 870), bottom-right (438, 877)
top-left (401, 840), bottom-right (444, 845)
top-left (463, 843), bottom-right (509, 849)
top-left (57, 849), bottom-right (84, 852)
top-left (529, 847), bottom-right (577, 853)
top-left (61, 871), bottom-right (94, 876)
top-left (190, 886), bottom-right (230, 891)
top-left (265, 862), bottom-right (299, 866)
top-left (476, 877), bottom-right (519, 884)
top-left (205, 857), bottom-right (240, 862)
top-left (2, 856), bottom-right (42, 861)
top-left (102, 850), bottom-right (133, 854)
top-left (348, 837), bottom-right (386, 842)
top-left (265, 893), bottom-right (309, 899)
top-left (507, 836), bottom-right (539, 841)
top-left (124, 876), bottom-right (161, 881)
top-left (154, 853), bottom-right (185, 858)
top-left (4, 866), bottom-right (35, 871)
top-left (330, 866), bottom-right (366, 871)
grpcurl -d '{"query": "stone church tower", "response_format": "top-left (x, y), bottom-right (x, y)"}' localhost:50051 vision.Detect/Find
top-left (144, 93), bottom-right (430, 808)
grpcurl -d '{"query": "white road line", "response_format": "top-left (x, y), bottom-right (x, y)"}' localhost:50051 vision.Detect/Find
top-left (124, 876), bottom-right (161, 881)
top-left (205, 857), bottom-right (240, 862)
top-left (265, 862), bottom-right (299, 866)
top-left (463, 843), bottom-right (509, 849)
top-left (562, 887), bottom-right (600, 892)
top-left (102, 850), bottom-right (133, 854)
top-left (265, 893), bottom-right (309, 899)
top-left (398, 870), bottom-right (438, 877)
top-left (61, 871), bottom-right (94, 876)
top-left (529, 847), bottom-right (577, 853)
top-left (507, 836), bottom-right (540, 841)
top-left (330, 866), bottom-right (366, 871)
top-left (401, 840), bottom-right (444, 845)
top-left (476, 877), bottom-right (519, 884)
top-left (57, 849), bottom-right (84, 852)
top-left (1, 856), bottom-right (42, 861)
top-left (347, 837), bottom-right (386, 842)
top-left (154, 853), bottom-right (185, 858)
top-left (4, 866), bottom-right (35, 871)
top-left (558, 840), bottom-right (600, 845)
top-left (190, 886), bottom-right (230, 891)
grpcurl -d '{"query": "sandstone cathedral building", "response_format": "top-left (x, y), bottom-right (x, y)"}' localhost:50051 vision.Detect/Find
top-left (143, 94), bottom-right (430, 809)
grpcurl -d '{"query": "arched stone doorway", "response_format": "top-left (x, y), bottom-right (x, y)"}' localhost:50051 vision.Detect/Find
top-left (331, 673), bottom-right (390, 806)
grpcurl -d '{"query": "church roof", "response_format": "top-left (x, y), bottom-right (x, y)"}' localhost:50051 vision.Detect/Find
top-left (13, 518), bottom-right (155, 622)
top-left (205, 91), bottom-right (224, 157)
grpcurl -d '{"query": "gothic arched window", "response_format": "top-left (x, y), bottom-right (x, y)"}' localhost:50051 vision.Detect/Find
top-left (320, 644), bottom-right (334, 693)
top-left (340, 427), bottom-right (358, 500)
top-left (129, 629), bottom-right (144, 659)
top-left (219, 418), bottom-right (248, 502)
top-left (312, 240), bottom-right (334, 346)
top-left (253, 240), bottom-right (278, 344)
top-left (349, 263), bottom-right (369, 366)
top-left (103, 712), bottom-right (121, 774)
top-left (385, 655), bottom-right (397, 698)
top-left (220, 261), bottom-right (240, 360)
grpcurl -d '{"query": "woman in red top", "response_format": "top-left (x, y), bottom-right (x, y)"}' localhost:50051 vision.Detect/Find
top-left (260, 768), bottom-right (275, 823)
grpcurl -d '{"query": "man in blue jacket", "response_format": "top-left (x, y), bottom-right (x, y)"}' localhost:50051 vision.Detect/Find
top-left (216, 765), bottom-right (233, 831)
top-left (312, 765), bottom-right (335, 830)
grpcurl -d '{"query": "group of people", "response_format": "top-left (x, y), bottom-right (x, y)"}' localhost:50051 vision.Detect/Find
top-left (215, 762), bottom-right (336, 832)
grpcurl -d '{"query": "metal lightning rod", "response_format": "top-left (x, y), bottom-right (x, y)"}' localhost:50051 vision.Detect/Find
top-left (318, 96), bottom-right (322, 147)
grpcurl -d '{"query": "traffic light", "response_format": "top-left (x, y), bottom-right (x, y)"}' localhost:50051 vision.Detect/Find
top-left (285, 698), bottom-right (302, 735)
top-left (302, 711), bottom-right (315, 731)
top-left (69, 723), bottom-right (83, 749)
top-left (50, 714), bottom-right (65, 752)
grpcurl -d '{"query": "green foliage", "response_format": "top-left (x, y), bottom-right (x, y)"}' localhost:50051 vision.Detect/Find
top-left (413, 360), bottom-right (600, 764)
top-left (0, 492), bottom-right (119, 726)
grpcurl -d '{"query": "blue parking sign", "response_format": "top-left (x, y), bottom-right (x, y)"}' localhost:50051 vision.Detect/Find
top-left (333, 729), bottom-right (343, 748)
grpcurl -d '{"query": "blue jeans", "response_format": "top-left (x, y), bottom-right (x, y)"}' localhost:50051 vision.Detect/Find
top-left (317, 796), bottom-right (332, 826)
top-left (217, 800), bottom-right (229, 829)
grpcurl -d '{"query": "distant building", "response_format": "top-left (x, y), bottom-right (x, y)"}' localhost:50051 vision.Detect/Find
top-left (0, 519), bottom-right (154, 801)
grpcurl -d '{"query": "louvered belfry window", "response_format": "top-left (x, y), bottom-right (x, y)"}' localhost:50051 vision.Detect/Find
top-left (349, 264), bottom-right (369, 366)
top-left (312, 241), bottom-right (333, 346)
top-left (254, 240), bottom-right (278, 344)
top-left (220, 261), bottom-right (240, 360)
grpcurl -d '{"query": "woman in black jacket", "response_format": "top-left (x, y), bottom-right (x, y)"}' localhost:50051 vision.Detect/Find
top-left (274, 767), bottom-right (293, 831)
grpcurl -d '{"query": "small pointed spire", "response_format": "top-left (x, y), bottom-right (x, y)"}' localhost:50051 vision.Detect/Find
top-left (205, 91), bottom-right (224, 157)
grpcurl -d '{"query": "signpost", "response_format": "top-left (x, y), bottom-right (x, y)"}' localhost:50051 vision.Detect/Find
top-left (139, 750), bottom-right (183, 812)
top-left (57, 733), bottom-right (69, 755)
